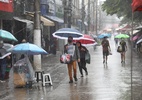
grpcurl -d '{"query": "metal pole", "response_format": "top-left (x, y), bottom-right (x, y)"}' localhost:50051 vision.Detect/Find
top-left (88, 0), bottom-right (90, 33)
top-left (81, 0), bottom-right (85, 33)
top-left (93, 1), bottom-right (95, 32)
top-left (33, 0), bottom-right (42, 71)
top-left (95, 0), bottom-right (98, 35)
top-left (68, 0), bottom-right (72, 28)
top-left (53, 0), bottom-right (56, 16)
top-left (131, 11), bottom-right (134, 100)
top-left (63, 0), bottom-right (68, 28)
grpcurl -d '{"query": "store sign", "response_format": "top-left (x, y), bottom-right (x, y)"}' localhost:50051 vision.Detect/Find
top-left (0, 0), bottom-right (9, 3)
top-left (0, 0), bottom-right (13, 12)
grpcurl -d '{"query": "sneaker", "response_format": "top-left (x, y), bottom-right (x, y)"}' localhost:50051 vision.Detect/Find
top-left (69, 80), bottom-right (73, 83)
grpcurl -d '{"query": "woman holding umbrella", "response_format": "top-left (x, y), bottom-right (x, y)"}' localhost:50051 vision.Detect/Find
top-left (76, 41), bottom-right (88, 77)
top-left (119, 38), bottom-right (127, 63)
top-left (115, 34), bottom-right (129, 63)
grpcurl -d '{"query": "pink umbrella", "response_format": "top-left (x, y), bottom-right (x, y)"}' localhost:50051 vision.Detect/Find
top-left (73, 34), bottom-right (97, 46)
top-left (132, 35), bottom-right (139, 41)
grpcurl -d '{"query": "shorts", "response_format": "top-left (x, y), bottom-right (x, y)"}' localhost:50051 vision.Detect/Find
top-left (103, 51), bottom-right (109, 56)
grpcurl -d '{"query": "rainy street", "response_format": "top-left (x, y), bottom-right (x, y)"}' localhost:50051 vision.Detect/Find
top-left (0, 36), bottom-right (142, 100)
top-left (0, 0), bottom-right (142, 100)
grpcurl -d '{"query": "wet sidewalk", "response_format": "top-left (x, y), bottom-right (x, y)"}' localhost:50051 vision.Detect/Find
top-left (0, 49), bottom-right (71, 100)
top-left (1, 37), bottom-right (142, 100)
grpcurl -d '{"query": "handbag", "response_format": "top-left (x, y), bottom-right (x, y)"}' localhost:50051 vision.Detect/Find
top-left (60, 53), bottom-right (72, 64)
top-left (85, 51), bottom-right (90, 64)
top-left (109, 49), bottom-right (112, 55)
top-left (117, 45), bottom-right (122, 52)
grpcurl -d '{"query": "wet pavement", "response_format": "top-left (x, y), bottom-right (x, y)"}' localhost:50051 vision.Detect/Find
top-left (1, 37), bottom-right (142, 100)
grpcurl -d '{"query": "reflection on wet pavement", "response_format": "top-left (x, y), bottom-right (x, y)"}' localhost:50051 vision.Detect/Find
top-left (2, 37), bottom-right (142, 100)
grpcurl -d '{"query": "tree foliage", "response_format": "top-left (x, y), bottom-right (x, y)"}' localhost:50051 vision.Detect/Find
top-left (102, 0), bottom-right (142, 24)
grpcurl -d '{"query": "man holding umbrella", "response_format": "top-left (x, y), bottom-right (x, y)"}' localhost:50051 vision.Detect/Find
top-left (64, 36), bottom-right (80, 83)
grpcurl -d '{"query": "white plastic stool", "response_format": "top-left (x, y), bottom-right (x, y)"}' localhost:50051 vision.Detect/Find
top-left (42, 73), bottom-right (53, 86)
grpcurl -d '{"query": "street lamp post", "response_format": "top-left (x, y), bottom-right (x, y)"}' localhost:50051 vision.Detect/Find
top-left (81, 0), bottom-right (85, 33)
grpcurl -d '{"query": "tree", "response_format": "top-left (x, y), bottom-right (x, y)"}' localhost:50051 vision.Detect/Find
top-left (102, 0), bottom-right (142, 25)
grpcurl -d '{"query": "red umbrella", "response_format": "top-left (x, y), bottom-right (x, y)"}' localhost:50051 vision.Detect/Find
top-left (73, 34), bottom-right (97, 46)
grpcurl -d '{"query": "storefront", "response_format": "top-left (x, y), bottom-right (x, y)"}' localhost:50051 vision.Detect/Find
top-left (13, 17), bottom-right (34, 43)
top-left (44, 15), bottom-right (64, 52)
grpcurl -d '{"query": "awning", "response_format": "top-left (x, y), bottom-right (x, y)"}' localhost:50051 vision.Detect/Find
top-left (135, 26), bottom-right (142, 30)
top-left (132, 30), bottom-right (140, 35)
top-left (44, 15), bottom-right (64, 24)
top-left (40, 16), bottom-right (55, 26)
top-left (116, 24), bottom-right (131, 31)
top-left (14, 17), bottom-right (33, 25)
top-left (26, 13), bottom-right (55, 26)
top-left (13, 17), bottom-right (33, 31)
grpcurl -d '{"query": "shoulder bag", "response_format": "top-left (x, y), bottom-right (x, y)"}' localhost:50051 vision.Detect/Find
top-left (85, 51), bottom-right (90, 64)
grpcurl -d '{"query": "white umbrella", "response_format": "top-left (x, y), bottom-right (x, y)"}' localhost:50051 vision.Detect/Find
top-left (136, 38), bottom-right (142, 44)
top-left (52, 28), bottom-right (83, 40)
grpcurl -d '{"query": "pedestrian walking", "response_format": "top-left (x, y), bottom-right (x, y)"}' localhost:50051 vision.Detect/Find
top-left (76, 42), bottom-right (88, 77)
top-left (44, 35), bottom-right (50, 52)
top-left (119, 38), bottom-right (127, 63)
top-left (64, 36), bottom-right (80, 83)
top-left (0, 55), bottom-right (10, 82)
top-left (101, 36), bottom-right (111, 64)
top-left (0, 42), bottom-right (11, 82)
top-left (114, 38), bottom-right (118, 46)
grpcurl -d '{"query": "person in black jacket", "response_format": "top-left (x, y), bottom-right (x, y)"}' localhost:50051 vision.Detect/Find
top-left (76, 42), bottom-right (88, 77)
top-left (101, 36), bottom-right (111, 63)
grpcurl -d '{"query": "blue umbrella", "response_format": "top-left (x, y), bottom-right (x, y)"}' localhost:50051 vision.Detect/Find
top-left (52, 28), bottom-right (83, 40)
top-left (97, 33), bottom-right (111, 39)
top-left (0, 29), bottom-right (18, 42)
top-left (8, 43), bottom-right (48, 55)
